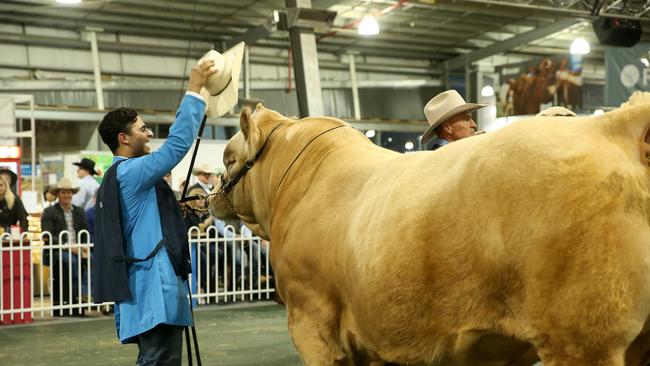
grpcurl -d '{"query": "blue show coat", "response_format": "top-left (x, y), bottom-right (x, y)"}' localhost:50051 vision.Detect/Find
top-left (113, 93), bottom-right (205, 343)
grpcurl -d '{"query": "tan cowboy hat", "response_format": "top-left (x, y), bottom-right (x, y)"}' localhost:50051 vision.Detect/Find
top-left (198, 42), bottom-right (246, 118)
top-left (53, 177), bottom-right (80, 194)
top-left (192, 163), bottom-right (215, 176)
top-left (421, 90), bottom-right (486, 144)
top-left (536, 106), bottom-right (577, 117)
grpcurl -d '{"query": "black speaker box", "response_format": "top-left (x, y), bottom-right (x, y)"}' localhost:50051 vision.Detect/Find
top-left (592, 17), bottom-right (642, 47)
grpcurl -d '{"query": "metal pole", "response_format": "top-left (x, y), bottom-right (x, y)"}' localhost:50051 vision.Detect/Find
top-left (87, 29), bottom-right (105, 111)
top-left (30, 96), bottom-right (35, 192)
top-left (244, 46), bottom-right (251, 100)
top-left (348, 52), bottom-right (361, 120)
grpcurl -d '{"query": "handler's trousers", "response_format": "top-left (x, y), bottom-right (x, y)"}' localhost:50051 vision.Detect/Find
top-left (135, 324), bottom-right (184, 366)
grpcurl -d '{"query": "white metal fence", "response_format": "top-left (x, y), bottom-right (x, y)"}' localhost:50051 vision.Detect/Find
top-left (0, 226), bottom-right (274, 324)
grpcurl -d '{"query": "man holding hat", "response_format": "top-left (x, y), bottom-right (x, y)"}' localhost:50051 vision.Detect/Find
top-left (421, 90), bottom-right (487, 150)
top-left (72, 157), bottom-right (100, 211)
top-left (93, 42), bottom-right (244, 365)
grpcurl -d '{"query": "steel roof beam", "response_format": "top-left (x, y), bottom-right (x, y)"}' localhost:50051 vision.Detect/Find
top-left (445, 18), bottom-right (582, 71)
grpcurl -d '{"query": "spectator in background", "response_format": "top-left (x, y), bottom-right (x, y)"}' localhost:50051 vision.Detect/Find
top-left (183, 187), bottom-right (218, 293)
top-left (85, 200), bottom-right (96, 242)
top-left (0, 176), bottom-right (28, 233)
top-left (41, 177), bottom-right (89, 315)
top-left (72, 158), bottom-right (100, 210)
top-left (189, 163), bottom-right (214, 195)
top-left (43, 185), bottom-right (58, 209)
top-left (421, 90), bottom-right (487, 151)
top-left (0, 168), bottom-right (18, 193)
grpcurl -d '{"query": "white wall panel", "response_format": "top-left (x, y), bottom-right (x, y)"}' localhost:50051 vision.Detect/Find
top-left (0, 44), bottom-right (28, 65)
top-left (28, 46), bottom-right (93, 70)
top-left (25, 26), bottom-right (79, 39)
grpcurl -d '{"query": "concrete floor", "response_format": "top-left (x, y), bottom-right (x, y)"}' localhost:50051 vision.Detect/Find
top-left (0, 302), bottom-right (301, 366)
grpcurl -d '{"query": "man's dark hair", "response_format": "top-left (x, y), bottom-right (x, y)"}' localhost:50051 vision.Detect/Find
top-left (98, 107), bottom-right (138, 153)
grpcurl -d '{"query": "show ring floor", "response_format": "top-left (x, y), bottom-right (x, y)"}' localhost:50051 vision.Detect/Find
top-left (0, 302), bottom-right (301, 366)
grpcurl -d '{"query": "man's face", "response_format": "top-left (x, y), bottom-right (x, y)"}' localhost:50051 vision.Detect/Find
top-left (123, 116), bottom-right (153, 157)
top-left (77, 168), bottom-right (88, 178)
top-left (444, 111), bottom-right (477, 141)
top-left (58, 189), bottom-right (74, 207)
top-left (197, 172), bottom-right (212, 184)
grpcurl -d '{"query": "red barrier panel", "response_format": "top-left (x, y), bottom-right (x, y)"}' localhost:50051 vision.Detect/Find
top-left (1, 240), bottom-right (32, 325)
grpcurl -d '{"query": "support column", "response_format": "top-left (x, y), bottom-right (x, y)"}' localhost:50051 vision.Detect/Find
top-left (286, 0), bottom-right (324, 117)
top-left (86, 28), bottom-right (104, 151)
top-left (244, 45), bottom-right (251, 100)
top-left (348, 52), bottom-right (361, 120)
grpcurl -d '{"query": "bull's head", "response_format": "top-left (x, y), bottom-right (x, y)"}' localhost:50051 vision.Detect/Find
top-left (208, 103), bottom-right (286, 240)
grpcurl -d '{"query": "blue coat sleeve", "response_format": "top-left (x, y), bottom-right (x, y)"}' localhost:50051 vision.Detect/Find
top-left (120, 94), bottom-right (205, 191)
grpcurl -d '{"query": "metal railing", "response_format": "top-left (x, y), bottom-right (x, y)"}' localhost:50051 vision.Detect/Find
top-left (0, 226), bottom-right (274, 323)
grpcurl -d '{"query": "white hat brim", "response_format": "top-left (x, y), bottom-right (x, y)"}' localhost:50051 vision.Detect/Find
top-left (200, 42), bottom-right (246, 118)
top-left (421, 103), bottom-right (486, 145)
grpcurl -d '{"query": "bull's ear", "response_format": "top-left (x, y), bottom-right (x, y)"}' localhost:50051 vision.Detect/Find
top-left (240, 107), bottom-right (262, 157)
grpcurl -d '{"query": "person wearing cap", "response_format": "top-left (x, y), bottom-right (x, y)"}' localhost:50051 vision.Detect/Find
top-left (72, 157), bottom-right (100, 211)
top-left (93, 43), bottom-right (243, 365)
top-left (189, 163), bottom-right (214, 196)
top-left (41, 177), bottom-right (89, 315)
top-left (0, 168), bottom-right (18, 193)
top-left (421, 90), bottom-right (487, 150)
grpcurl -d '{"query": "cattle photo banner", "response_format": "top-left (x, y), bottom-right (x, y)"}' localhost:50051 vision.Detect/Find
top-left (605, 43), bottom-right (650, 107)
top-left (496, 55), bottom-right (583, 117)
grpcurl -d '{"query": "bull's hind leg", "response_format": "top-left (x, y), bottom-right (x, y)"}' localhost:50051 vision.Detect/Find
top-left (287, 306), bottom-right (349, 366)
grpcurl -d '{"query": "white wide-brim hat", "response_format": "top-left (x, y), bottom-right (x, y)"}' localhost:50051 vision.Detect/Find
top-left (198, 42), bottom-right (246, 118)
top-left (421, 90), bottom-right (486, 144)
top-left (192, 163), bottom-right (215, 176)
top-left (53, 177), bottom-right (80, 194)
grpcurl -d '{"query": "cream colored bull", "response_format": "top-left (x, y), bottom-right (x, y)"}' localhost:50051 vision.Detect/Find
top-left (209, 93), bottom-right (650, 366)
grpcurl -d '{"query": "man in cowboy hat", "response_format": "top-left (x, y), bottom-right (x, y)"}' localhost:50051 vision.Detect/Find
top-left (189, 163), bottom-right (215, 196)
top-left (93, 43), bottom-right (243, 366)
top-left (72, 157), bottom-right (100, 211)
top-left (41, 177), bottom-right (89, 316)
top-left (421, 90), bottom-right (487, 150)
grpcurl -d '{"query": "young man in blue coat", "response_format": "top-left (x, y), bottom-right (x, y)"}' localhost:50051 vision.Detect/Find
top-left (96, 60), bottom-right (217, 365)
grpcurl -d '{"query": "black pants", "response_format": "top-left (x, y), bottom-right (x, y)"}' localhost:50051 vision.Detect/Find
top-left (136, 324), bottom-right (184, 366)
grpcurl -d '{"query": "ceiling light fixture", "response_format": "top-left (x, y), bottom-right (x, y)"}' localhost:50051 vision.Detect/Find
top-left (358, 15), bottom-right (379, 36)
top-left (570, 38), bottom-right (590, 55)
top-left (481, 86), bottom-right (495, 97)
top-left (56, 0), bottom-right (82, 4)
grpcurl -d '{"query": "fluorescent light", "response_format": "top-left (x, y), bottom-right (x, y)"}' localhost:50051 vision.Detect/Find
top-left (358, 15), bottom-right (379, 36)
top-left (481, 85), bottom-right (495, 97)
top-left (404, 142), bottom-right (414, 150)
top-left (56, 0), bottom-right (82, 3)
top-left (570, 38), bottom-right (590, 55)
top-left (594, 109), bottom-right (605, 116)
top-left (365, 130), bottom-right (376, 138)
top-left (642, 58), bottom-right (649, 67)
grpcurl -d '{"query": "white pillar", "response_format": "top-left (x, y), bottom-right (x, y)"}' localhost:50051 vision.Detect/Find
top-left (348, 52), bottom-right (361, 120)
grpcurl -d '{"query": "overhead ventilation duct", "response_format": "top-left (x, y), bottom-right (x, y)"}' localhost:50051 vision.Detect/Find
top-left (592, 16), bottom-right (642, 47)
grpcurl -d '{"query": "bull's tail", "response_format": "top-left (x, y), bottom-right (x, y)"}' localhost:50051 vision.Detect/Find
top-left (604, 91), bottom-right (650, 168)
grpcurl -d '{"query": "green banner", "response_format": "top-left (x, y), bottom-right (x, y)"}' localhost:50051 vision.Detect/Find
top-left (606, 43), bottom-right (650, 107)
